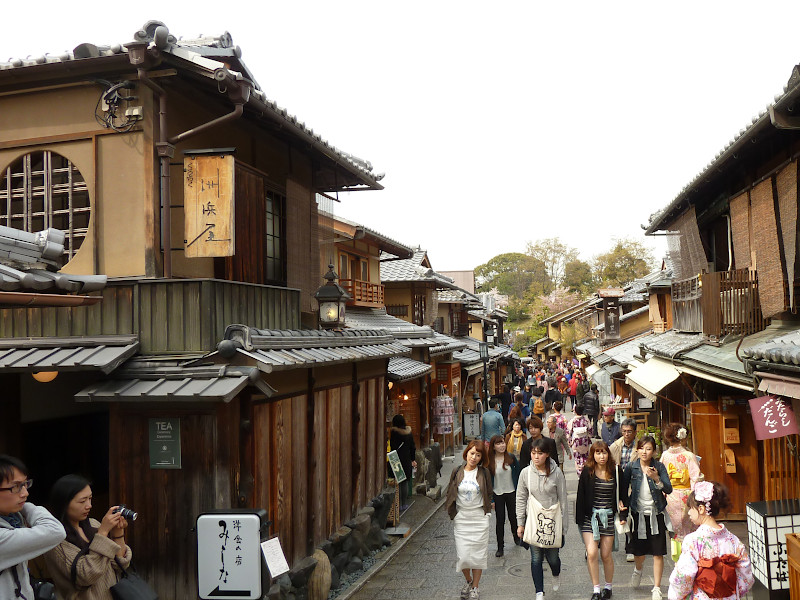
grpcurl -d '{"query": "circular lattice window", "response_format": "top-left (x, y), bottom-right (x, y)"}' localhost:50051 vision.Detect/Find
top-left (0, 150), bottom-right (91, 267)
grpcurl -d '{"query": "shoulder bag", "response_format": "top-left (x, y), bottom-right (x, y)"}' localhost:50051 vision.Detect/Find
top-left (109, 558), bottom-right (158, 600)
top-left (522, 467), bottom-right (562, 548)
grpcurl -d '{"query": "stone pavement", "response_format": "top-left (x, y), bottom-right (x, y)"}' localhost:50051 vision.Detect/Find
top-left (341, 430), bottom-right (754, 600)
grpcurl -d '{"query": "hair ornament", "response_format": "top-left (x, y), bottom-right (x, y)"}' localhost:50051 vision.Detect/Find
top-left (676, 427), bottom-right (688, 440)
top-left (695, 480), bottom-right (714, 513)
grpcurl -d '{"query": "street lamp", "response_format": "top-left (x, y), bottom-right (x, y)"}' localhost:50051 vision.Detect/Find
top-left (479, 341), bottom-right (489, 405)
top-left (314, 264), bottom-right (351, 329)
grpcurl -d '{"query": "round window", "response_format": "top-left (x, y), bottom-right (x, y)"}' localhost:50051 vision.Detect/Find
top-left (0, 150), bottom-right (91, 267)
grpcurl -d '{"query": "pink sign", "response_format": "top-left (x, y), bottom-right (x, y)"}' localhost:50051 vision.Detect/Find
top-left (749, 396), bottom-right (800, 440)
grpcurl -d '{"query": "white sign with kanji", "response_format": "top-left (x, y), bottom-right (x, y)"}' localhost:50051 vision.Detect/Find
top-left (197, 513), bottom-right (262, 599)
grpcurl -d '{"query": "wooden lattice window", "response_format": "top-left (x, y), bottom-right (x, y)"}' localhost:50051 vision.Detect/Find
top-left (0, 150), bottom-right (91, 266)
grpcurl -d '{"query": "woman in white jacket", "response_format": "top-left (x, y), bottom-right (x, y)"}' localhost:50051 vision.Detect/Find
top-left (516, 438), bottom-right (569, 600)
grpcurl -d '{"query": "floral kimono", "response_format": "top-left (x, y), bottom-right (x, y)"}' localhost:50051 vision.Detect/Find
top-left (661, 446), bottom-right (702, 540)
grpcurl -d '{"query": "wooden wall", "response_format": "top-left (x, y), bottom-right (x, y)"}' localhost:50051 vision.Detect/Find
top-left (106, 371), bottom-right (387, 598)
top-left (109, 402), bottom-right (239, 600)
top-left (250, 374), bottom-right (385, 566)
top-left (0, 278), bottom-right (300, 353)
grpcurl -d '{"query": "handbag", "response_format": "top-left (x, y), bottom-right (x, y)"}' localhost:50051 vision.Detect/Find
top-left (614, 465), bottom-right (630, 535)
top-left (522, 467), bottom-right (562, 548)
top-left (110, 560), bottom-right (158, 600)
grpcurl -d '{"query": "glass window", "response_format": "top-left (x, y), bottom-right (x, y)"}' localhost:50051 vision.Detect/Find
top-left (265, 190), bottom-right (286, 285)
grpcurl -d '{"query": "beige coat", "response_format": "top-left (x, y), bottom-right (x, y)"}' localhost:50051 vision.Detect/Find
top-left (44, 519), bottom-right (131, 600)
top-left (609, 435), bottom-right (636, 468)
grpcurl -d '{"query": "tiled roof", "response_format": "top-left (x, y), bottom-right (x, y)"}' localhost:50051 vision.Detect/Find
top-left (76, 362), bottom-right (272, 403)
top-left (641, 331), bottom-right (705, 359)
top-left (590, 332), bottom-right (657, 368)
top-left (453, 338), bottom-right (511, 366)
top-left (0, 335), bottom-right (138, 374)
top-left (0, 21), bottom-right (381, 191)
top-left (740, 327), bottom-right (800, 366)
top-left (437, 289), bottom-right (483, 308)
top-left (645, 69), bottom-right (798, 234)
top-left (429, 332), bottom-right (467, 357)
top-left (344, 308), bottom-right (440, 348)
top-left (380, 250), bottom-right (459, 289)
top-left (388, 356), bottom-right (432, 382)
top-left (213, 324), bottom-right (409, 371)
top-left (530, 337), bottom-right (550, 347)
top-left (322, 211), bottom-right (412, 258)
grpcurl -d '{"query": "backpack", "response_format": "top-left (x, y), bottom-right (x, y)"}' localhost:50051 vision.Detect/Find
top-left (533, 396), bottom-right (544, 414)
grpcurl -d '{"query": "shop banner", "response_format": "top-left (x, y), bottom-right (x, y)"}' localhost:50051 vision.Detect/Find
top-left (749, 395), bottom-right (800, 440)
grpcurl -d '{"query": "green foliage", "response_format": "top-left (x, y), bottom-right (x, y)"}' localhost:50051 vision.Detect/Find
top-left (593, 238), bottom-right (655, 287)
top-left (526, 238), bottom-right (579, 290)
top-left (474, 252), bottom-right (548, 297)
top-left (563, 259), bottom-right (594, 296)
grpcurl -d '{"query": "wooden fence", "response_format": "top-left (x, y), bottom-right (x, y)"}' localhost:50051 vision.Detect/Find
top-left (672, 268), bottom-right (766, 337)
top-left (763, 434), bottom-right (800, 501)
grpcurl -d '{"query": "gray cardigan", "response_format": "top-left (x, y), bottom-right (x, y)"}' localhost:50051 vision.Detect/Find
top-left (515, 459), bottom-right (569, 539)
top-left (0, 503), bottom-right (66, 600)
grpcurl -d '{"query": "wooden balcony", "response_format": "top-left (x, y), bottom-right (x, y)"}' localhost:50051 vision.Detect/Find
top-left (340, 278), bottom-right (384, 307)
top-left (672, 268), bottom-right (766, 337)
top-left (0, 278), bottom-right (301, 354)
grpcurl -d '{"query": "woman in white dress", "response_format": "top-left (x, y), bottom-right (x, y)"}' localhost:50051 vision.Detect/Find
top-left (445, 440), bottom-right (493, 600)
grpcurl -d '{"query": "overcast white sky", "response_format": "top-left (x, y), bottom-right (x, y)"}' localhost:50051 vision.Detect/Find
top-left (5, 2), bottom-right (800, 271)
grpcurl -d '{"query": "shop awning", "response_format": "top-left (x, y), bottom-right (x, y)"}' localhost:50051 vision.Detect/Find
top-left (758, 373), bottom-right (800, 399)
top-left (626, 358), bottom-right (680, 401)
top-left (0, 335), bottom-right (139, 374)
top-left (675, 365), bottom-right (753, 392)
top-left (585, 364), bottom-right (600, 377)
top-left (604, 364), bottom-right (628, 376)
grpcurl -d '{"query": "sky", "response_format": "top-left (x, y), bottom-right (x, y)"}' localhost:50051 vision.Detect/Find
top-left (4, 2), bottom-right (800, 271)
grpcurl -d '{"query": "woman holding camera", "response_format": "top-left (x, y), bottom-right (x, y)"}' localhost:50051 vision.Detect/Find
top-left (44, 474), bottom-right (132, 600)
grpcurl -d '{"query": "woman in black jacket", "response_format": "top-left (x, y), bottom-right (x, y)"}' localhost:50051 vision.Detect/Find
top-left (575, 441), bottom-right (625, 600)
top-left (390, 414), bottom-right (416, 511)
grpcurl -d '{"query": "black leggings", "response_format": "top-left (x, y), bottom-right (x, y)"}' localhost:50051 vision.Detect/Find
top-left (494, 491), bottom-right (518, 549)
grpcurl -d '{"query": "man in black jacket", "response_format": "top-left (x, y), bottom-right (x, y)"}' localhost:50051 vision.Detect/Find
top-left (519, 416), bottom-right (558, 470)
top-left (582, 383), bottom-right (600, 437)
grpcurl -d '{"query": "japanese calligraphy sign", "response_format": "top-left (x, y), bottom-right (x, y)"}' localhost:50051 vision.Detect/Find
top-left (184, 154), bottom-right (235, 257)
top-left (749, 395), bottom-right (800, 440)
top-left (197, 512), bottom-right (264, 599)
top-left (603, 297), bottom-right (621, 341)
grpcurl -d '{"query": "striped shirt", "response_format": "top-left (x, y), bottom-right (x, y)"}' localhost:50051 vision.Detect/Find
top-left (592, 476), bottom-right (615, 510)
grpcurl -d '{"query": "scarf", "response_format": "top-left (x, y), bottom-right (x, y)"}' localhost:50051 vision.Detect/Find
top-left (65, 519), bottom-right (99, 551)
top-left (0, 513), bottom-right (23, 528)
top-left (508, 431), bottom-right (525, 455)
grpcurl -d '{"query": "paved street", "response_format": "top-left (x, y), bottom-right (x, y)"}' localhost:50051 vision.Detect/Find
top-left (350, 430), bottom-right (754, 600)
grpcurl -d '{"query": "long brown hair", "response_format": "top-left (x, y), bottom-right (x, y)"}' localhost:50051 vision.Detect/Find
top-left (585, 440), bottom-right (616, 478)
top-left (488, 435), bottom-right (514, 475)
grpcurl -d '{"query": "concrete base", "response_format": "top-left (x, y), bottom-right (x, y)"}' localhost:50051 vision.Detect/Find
top-left (384, 523), bottom-right (411, 537)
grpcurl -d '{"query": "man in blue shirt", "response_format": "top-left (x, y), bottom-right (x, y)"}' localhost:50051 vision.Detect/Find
top-left (600, 407), bottom-right (622, 446)
top-left (480, 398), bottom-right (505, 445)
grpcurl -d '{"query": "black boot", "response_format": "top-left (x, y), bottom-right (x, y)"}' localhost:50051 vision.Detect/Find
top-left (495, 547), bottom-right (504, 557)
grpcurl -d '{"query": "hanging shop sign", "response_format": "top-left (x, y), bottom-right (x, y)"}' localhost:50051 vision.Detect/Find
top-left (148, 418), bottom-right (181, 469)
top-left (184, 152), bottom-right (235, 257)
top-left (603, 297), bottom-right (621, 341)
top-left (749, 395), bottom-right (800, 440)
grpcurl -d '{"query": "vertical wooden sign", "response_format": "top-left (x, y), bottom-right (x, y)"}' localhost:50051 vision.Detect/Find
top-left (184, 154), bottom-right (235, 257)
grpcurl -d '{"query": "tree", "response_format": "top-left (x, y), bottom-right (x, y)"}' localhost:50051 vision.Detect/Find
top-left (592, 238), bottom-right (656, 287)
top-left (474, 252), bottom-right (548, 298)
top-left (526, 238), bottom-right (579, 292)
top-left (563, 259), bottom-right (594, 296)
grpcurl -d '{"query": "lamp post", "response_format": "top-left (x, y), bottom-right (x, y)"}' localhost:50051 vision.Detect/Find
top-left (314, 264), bottom-right (351, 329)
top-left (479, 341), bottom-right (489, 406)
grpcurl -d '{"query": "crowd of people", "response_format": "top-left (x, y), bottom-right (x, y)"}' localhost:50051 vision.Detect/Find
top-left (0, 455), bottom-right (137, 600)
top-left (448, 359), bottom-right (753, 600)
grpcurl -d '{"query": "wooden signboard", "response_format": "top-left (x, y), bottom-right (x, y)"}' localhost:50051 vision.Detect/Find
top-left (184, 154), bottom-right (235, 257)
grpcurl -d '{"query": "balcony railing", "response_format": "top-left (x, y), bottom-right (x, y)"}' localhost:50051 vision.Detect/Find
top-left (340, 278), bottom-right (384, 306)
top-left (672, 268), bottom-right (766, 337)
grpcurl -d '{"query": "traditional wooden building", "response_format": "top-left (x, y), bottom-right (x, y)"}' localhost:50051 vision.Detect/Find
top-left (0, 21), bottom-right (399, 597)
top-left (642, 59), bottom-right (800, 512)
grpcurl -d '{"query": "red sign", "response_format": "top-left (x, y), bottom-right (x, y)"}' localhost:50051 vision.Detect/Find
top-left (749, 396), bottom-right (800, 440)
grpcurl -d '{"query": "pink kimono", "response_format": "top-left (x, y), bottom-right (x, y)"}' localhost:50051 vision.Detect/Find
top-left (668, 523), bottom-right (753, 600)
top-left (567, 414), bottom-right (592, 476)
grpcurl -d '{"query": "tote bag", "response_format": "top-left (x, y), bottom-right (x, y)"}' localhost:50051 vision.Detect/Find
top-left (522, 467), bottom-right (562, 548)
